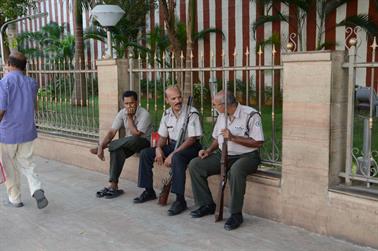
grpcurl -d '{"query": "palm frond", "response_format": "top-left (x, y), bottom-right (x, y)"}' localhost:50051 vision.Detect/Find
top-left (193, 28), bottom-right (225, 41)
top-left (337, 14), bottom-right (378, 37)
top-left (252, 15), bottom-right (289, 39)
top-left (255, 32), bottom-right (281, 52)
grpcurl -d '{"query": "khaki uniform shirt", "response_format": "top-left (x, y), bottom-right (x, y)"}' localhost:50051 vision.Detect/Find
top-left (158, 105), bottom-right (203, 141)
top-left (112, 106), bottom-right (152, 140)
top-left (212, 103), bottom-right (264, 155)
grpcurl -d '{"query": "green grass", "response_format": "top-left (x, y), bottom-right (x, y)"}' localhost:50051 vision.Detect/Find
top-left (36, 96), bottom-right (99, 137)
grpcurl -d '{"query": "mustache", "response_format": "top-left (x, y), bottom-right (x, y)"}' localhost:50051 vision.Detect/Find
top-left (174, 103), bottom-right (182, 106)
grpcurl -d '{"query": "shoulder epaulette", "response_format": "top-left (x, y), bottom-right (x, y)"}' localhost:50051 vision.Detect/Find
top-left (245, 111), bottom-right (261, 136)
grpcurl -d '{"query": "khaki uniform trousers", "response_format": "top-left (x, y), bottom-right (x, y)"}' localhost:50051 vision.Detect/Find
top-left (189, 150), bottom-right (260, 214)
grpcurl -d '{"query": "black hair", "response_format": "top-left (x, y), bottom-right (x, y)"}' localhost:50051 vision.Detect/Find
top-left (122, 90), bottom-right (138, 101)
top-left (8, 55), bottom-right (27, 71)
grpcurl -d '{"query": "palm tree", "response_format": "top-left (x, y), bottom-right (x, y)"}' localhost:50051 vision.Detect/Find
top-left (159, 0), bottom-right (224, 96)
top-left (71, 0), bottom-right (96, 106)
top-left (0, 0), bottom-right (36, 62)
top-left (16, 22), bottom-right (75, 61)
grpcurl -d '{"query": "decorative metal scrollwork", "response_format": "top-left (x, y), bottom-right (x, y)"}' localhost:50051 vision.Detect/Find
top-left (345, 26), bottom-right (362, 50)
top-left (352, 148), bottom-right (378, 177)
top-left (261, 138), bottom-right (281, 162)
top-left (286, 33), bottom-right (297, 52)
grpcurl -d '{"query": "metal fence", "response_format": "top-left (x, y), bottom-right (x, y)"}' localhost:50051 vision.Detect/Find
top-left (31, 59), bottom-right (99, 140)
top-left (342, 27), bottom-right (378, 189)
top-left (0, 59), bottom-right (99, 141)
top-left (128, 45), bottom-right (284, 171)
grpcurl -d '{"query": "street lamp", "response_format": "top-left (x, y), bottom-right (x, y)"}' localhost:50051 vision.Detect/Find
top-left (0, 12), bottom-right (48, 65)
top-left (91, 5), bottom-right (125, 59)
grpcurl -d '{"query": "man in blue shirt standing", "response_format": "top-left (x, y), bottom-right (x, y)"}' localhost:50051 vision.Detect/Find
top-left (0, 52), bottom-right (48, 209)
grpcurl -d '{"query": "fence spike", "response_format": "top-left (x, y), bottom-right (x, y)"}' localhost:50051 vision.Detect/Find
top-left (258, 46), bottom-right (263, 55)
top-left (370, 37), bottom-right (377, 50)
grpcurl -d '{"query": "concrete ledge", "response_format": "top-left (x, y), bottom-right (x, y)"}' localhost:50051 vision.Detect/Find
top-left (34, 133), bottom-right (282, 218)
top-left (34, 133), bottom-right (108, 174)
top-left (282, 51), bottom-right (332, 62)
top-left (248, 170), bottom-right (281, 187)
top-left (329, 185), bottom-right (378, 202)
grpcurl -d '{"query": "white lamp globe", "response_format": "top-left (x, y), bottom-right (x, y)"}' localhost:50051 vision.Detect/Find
top-left (91, 5), bottom-right (125, 27)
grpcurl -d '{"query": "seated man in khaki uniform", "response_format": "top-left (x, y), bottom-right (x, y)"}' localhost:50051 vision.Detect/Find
top-left (134, 86), bottom-right (203, 216)
top-left (188, 90), bottom-right (264, 230)
top-left (91, 90), bottom-right (152, 199)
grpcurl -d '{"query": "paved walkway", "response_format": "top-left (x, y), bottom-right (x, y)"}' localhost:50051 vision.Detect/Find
top-left (0, 156), bottom-right (376, 251)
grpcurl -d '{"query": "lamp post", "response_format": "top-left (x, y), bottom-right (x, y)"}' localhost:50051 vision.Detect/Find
top-left (91, 5), bottom-right (125, 59)
top-left (0, 12), bottom-right (48, 65)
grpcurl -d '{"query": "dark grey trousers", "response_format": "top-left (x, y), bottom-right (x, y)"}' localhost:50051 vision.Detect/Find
top-left (188, 150), bottom-right (260, 214)
top-left (109, 136), bottom-right (150, 183)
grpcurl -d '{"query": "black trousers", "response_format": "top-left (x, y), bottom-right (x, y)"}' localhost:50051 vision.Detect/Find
top-left (137, 140), bottom-right (202, 195)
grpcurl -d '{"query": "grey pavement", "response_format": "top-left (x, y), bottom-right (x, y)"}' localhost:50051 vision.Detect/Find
top-left (0, 156), bottom-right (376, 251)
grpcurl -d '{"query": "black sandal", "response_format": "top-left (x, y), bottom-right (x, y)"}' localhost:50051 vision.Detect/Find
top-left (96, 187), bottom-right (110, 198)
top-left (104, 188), bottom-right (124, 199)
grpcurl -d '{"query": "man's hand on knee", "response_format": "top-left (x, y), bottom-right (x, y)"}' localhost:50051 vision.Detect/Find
top-left (97, 146), bottom-right (105, 161)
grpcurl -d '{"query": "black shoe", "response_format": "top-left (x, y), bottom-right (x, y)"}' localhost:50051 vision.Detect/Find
top-left (224, 213), bottom-right (243, 231)
top-left (133, 190), bottom-right (156, 204)
top-left (33, 189), bottom-right (48, 209)
top-left (5, 200), bottom-right (24, 208)
top-left (168, 200), bottom-right (187, 216)
top-left (190, 204), bottom-right (216, 218)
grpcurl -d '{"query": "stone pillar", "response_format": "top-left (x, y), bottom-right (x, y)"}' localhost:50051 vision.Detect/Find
top-left (281, 51), bottom-right (348, 233)
top-left (96, 59), bottom-right (129, 139)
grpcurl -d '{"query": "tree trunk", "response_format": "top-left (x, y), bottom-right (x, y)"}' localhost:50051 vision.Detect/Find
top-left (72, 0), bottom-right (87, 106)
top-left (0, 17), bottom-right (10, 64)
top-left (159, 0), bottom-right (181, 56)
top-left (183, 0), bottom-right (194, 98)
top-left (6, 23), bottom-right (18, 54)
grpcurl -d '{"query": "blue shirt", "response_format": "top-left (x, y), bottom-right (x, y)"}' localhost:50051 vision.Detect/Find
top-left (0, 70), bottom-right (38, 144)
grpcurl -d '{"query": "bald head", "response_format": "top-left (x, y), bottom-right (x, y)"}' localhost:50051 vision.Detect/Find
top-left (8, 51), bottom-right (27, 71)
top-left (214, 90), bottom-right (237, 105)
top-left (165, 86), bottom-right (181, 97)
top-left (165, 86), bottom-right (183, 113)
